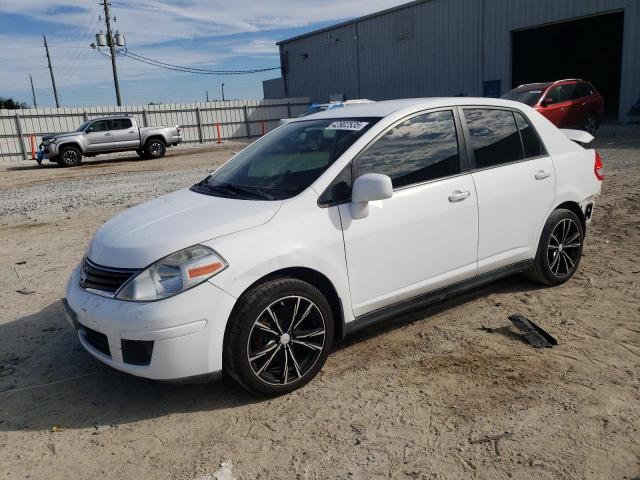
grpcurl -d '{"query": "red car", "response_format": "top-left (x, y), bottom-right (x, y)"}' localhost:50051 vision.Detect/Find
top-left (502, 79), bottom-right (604, 135)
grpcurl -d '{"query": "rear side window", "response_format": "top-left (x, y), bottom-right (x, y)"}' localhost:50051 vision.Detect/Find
top-left (111, 118), bottom-right (133, 130)
top-left (357, 110), bottom-right (460, 188)
top-left (574, 82), bottom-right (594, 98)
top-left (463, 109), bottom-right (523, 168)
top-left (514, 112), bottom-right (545, 158)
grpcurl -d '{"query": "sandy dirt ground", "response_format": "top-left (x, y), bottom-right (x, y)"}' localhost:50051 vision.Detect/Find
top-left (0, 129), bottom-right (638, 480)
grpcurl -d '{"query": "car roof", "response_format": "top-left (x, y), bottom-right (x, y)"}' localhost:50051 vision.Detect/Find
top-left (295, 97), bottom-right (530, 120)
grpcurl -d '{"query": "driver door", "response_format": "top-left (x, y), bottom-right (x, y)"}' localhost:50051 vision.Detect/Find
top-left (337, 109), bottom-right (479, 317)
top-left (85, 120), bottom-right (113, 152)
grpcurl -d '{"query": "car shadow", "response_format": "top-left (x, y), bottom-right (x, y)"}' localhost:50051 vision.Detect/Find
top-left (0, 300), bottom-right (260, 432)
top-left (336, 273), bottom-right (543, 349)
top-left (0, 274), bottom-right (543, 432)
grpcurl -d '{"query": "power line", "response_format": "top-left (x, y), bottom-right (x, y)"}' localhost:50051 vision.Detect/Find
top-left (120, 50), bottom-right (280, 75)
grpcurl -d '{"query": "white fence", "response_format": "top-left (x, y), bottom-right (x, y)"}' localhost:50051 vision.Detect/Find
top-left (0, 97), bottom-right (310, 162)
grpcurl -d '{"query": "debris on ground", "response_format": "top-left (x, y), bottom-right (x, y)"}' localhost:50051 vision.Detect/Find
top-left (469, 432), bottom-right (512, 444)
top-left (508, 314), bottom-right (557, 348)
top-left (15, 288), bottom-right (35, 295)
top-left (51, 426), bottom-right (65, 433)
top-left (194, 461), bottom-right (235, 480)
top-left (469, 432), bottom-right (513, 456)
top-left (15, 260), bottom-right (26, 265)
top-left (92, 424), bottom-right (114, 435)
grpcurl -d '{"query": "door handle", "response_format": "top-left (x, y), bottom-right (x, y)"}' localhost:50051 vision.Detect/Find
top-left (448, 190), bottom-right (470, 202)
top-left (128, 130), bottom-right (135, 133)
top-left (104, 133), bottom-right (112, 136)
top-left (535, 170), bottom-right (551, 180)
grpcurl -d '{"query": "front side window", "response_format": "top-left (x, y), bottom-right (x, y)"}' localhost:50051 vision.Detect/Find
top-left (545, 86), bottom-right (569, 104)
top-left (89, 120), bottom-right (110, 132)
top-left (192, 118), bottom-right (378, 201)
top-left (463, 108), bottom-right (523, 168)
top-left (356, 110), bottom-right (460, 189)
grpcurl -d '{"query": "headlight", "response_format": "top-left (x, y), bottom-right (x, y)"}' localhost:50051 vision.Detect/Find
top-left (116, 245), bottom-right (227, 301)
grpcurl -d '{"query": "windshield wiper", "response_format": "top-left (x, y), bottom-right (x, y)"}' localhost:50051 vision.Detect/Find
top-left (191, 181), bottom-right (273, 200)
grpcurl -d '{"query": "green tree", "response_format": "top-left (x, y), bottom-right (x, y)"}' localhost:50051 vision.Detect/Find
top-left (0, 97), bottom-right (30, 109)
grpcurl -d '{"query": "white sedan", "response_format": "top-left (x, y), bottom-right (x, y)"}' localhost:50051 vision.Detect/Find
top-left (64, 97), bottom-right (603, 395)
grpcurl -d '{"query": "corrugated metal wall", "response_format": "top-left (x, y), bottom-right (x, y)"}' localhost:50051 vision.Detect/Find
top-left (279, 0), bottom-right (638, 122)
top-left (0, 98), bottom-right (310, 162)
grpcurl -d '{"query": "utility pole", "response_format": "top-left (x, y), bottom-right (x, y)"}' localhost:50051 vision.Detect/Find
top-left (206, 90), bottom-right (209, 102)
top-left (101, 0), bottom-right (122, 105)
top-left (43, 35), bottom-right (60, 108)
top-left (221, 82), bottom-right (225, 101)
top-left (29, 74), bottom-right (38, 108)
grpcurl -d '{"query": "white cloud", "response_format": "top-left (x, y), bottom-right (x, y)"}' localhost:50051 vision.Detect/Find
top-left (0, 0), bottom-right (409, 104)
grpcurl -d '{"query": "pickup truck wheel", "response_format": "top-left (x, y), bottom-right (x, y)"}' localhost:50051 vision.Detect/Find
top-left (145, 139), bottom-right (166, 159)
top-left (223, 278), bottom-right (334, 396)
top-left (58, 146), bottom-right (82, 167)
top-left (527, 209), bottom-right (584, 286)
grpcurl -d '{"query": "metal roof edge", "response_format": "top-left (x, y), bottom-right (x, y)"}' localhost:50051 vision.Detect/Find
top-left (276, 0), bottom-right (431, 46)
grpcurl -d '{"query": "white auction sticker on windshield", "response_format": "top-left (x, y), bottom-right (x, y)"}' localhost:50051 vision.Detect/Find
top-left (326, 121), bottom-right (369, 131)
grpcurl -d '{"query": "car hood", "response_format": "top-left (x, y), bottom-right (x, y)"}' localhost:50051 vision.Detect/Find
top-left (87, 188), bottom-right (282, 268)
top-left (43, 132), bottom-right (77, 141)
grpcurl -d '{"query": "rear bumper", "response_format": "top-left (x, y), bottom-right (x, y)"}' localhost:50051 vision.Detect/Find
top-left (64, 266), bottom-right (236, 380)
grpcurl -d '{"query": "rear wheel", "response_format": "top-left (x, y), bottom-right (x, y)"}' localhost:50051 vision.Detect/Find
top-left (57, 146), bottom-right (82, 167)
top-left (144, 139), bottom-right (166, 159)
top-left (583, 113), bottom-right (599, 136)
top-left (223, 278), bottom-right (334, 395)
top-left (527, 209), bottom-right (584, 286)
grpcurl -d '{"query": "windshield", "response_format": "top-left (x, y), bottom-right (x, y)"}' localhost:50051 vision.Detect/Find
top-left (501, 86), bottom-right (548, 106)
top-left (192, 117), bottom-right (379, 201)
top-left (76, 120), bottom-right (91, 132)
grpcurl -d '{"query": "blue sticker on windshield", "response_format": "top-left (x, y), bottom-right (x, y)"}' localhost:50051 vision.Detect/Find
top-left (326, 121), bottom-right (369, 131)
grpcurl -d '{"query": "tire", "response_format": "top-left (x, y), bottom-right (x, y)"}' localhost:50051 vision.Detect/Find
top-left (583, 113), bottom-right (599, 136)
top-left (144, 138), bottom-right (166, 159)
top-left (223, 277), bottom-right (334, 396)
top-left (526, 209), bottom-right (584, 286)
top-left (57, 145), bottom-right (82, 167)
top-left (135, 148), bottom-right (148, 159)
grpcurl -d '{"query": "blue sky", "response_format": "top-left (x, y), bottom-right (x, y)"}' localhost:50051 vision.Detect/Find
top-left (0, 0), bottom-right (407, 107)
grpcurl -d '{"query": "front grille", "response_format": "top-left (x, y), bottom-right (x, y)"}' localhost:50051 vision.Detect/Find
top-left (81, 327), bottom-right (111, 357)
top-left (122, 339), bottom-right (154, 366)
top-left (79, 258), bottom-right (140, 295)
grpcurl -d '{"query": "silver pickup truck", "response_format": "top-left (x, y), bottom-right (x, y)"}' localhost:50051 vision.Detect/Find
top-left (39, 116), bottom-right (182, 167)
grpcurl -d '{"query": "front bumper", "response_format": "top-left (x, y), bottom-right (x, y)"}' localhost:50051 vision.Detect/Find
top-left (64, 266), bottom-right (236, 380)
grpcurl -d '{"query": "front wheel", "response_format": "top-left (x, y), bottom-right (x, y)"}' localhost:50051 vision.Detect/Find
top-left (144, 139), bottom-right (166, 159)
top-left (223, 278), bottom-right (334, 395)
top-left (57, 146), bottom-right (82, 167)
top-left (527, 209), bottom-right (584, 286)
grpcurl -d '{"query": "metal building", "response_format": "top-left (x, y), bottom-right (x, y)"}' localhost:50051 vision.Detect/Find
top-left (269, 0), bottom-right (639, 122)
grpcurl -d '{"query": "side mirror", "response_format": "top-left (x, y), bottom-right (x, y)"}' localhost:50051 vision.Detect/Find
top-left (541, 97), bottom-right (555, 107)
top-left (349, 173), bottom-right (392, 219)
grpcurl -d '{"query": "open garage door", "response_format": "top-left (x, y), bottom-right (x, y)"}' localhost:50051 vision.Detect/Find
top-left (512, 12), bottom-right (624, 118)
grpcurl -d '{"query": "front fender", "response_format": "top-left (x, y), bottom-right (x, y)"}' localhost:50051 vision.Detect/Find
top-left (203, 190), bottom-right (354, 323)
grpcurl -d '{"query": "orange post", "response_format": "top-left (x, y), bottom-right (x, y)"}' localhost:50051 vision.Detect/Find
top-left (261, 120), bottom-right (265, 136)
top-left (216, 122), bottom-right (221, 144)
top-left (30, 135), bottom-right (36, 160)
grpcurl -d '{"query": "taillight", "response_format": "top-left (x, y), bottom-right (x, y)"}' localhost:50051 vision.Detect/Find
top-left (594, 151), bottom-right (604, 181)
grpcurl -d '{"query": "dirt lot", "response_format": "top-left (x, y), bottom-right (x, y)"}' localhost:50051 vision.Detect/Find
top-left (0, 129), bottom-right (639, 480)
